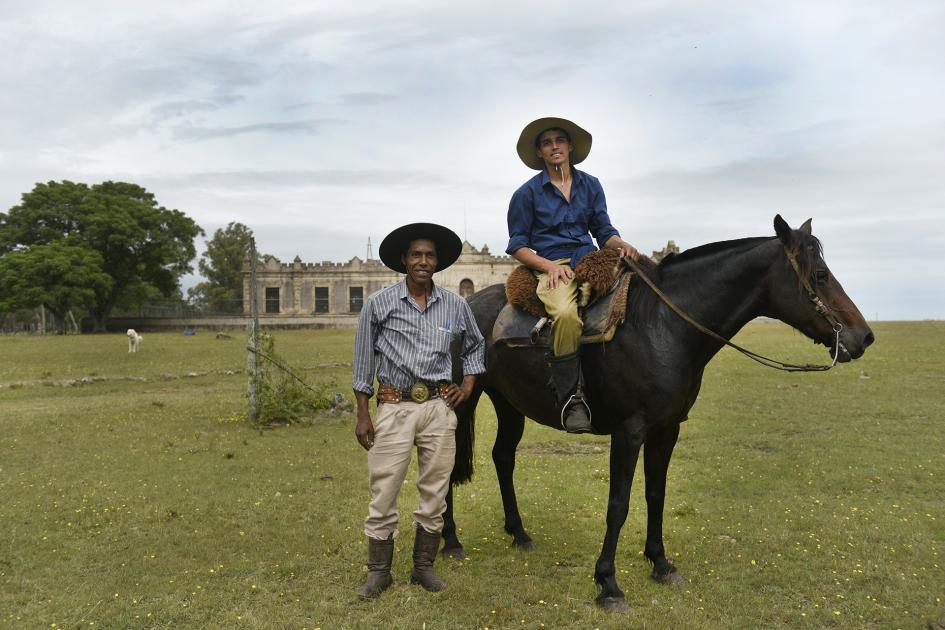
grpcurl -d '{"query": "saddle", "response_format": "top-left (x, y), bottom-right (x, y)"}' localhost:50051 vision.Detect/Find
top-left (494, 249), bottom-right (634, 347)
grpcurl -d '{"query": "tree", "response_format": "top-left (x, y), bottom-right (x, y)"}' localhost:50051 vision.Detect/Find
top-left (187, 222), bottom-right (254, 313)
top-left (0, 180), bottom-right (203, 331)
top-left (0, 244), bottom-right (113, 332)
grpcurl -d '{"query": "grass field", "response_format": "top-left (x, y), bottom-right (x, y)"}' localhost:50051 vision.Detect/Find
top-left (1, 322), bottom-right (943, 629)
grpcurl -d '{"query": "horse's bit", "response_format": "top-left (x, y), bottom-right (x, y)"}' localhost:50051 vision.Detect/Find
top-left (622, 250), bottom-right (843, 372)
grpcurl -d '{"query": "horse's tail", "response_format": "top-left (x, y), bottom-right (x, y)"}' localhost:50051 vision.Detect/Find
top-left (450, 388), bottom-right (481, 485)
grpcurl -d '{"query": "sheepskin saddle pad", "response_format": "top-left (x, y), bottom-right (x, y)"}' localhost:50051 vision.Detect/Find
top-left (495, 249), bottom-right (634, 347)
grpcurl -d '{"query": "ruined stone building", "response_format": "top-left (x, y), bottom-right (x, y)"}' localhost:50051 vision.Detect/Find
top-left (243, 240), bottom-right (680, 327)
top-left (242, 241), bottom-right (517, 326)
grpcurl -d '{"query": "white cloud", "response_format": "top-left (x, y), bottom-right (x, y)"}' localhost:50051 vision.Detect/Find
top-left (1, 0), bottom-right (943, 319)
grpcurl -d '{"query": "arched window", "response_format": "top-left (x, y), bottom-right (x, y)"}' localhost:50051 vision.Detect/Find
top-left (459, 279), bottom-right (475, 298)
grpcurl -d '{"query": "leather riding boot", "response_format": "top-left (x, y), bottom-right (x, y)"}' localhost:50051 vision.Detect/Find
top-left (357, 535), bottom-right (394, 599)
top-left (547, 351), bottom-right (593, 434)
top-left (410, 527), bottom-right (446, 592)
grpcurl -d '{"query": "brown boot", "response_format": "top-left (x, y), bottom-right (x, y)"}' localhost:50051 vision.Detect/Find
top-left (357, 535), bottom-right (394, 599)
top-left (409, 527), bottom-right (446, 592)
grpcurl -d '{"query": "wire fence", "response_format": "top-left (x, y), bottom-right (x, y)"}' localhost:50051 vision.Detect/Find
top-left (2, 299), bottom-right (247, 334)
top-left (111, 299), bottom-right (246, 319)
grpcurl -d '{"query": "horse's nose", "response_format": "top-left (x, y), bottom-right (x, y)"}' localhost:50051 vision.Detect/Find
top-left (863, 330), bottom-right (875, 348)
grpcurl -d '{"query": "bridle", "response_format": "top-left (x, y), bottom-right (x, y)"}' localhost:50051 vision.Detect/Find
top-left (622, 247), bottom-right (844, 372)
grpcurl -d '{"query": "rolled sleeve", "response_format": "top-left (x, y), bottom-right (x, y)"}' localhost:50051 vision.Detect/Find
top-left (351, 296), bottom-right (377, 395)
top-left (458, 301), bottom-right (486, 376)
top-left (586, 180), bottom-right (619, 248)
top-left (506, 186), bottom-right (534, 255)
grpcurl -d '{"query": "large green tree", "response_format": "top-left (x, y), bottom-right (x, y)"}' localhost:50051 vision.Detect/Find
top-left (0, 244), bottom-right (113, 332)
top-left (0, 180), bottom-right (203, 330)
top-left (187, 221), bottom-right (254, 313)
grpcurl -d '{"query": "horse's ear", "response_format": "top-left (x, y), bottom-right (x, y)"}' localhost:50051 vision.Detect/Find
top-left (799, 218), bottom-right (812, 235)
top-left (774, 214), bottom-right (793, 247)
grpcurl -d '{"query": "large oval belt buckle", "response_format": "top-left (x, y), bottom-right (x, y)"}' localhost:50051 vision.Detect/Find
top-left (409, 382), bottom-right (430, 403)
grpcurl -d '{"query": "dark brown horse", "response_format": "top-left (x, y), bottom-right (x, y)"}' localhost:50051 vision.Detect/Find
top-left (443, 215), bottom-right (874, 612)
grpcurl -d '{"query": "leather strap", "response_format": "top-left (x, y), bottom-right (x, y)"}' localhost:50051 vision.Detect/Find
top-left (621, 254), bottom-right (840, 372)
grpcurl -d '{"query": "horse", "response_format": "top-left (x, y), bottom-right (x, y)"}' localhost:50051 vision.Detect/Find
top-left (442, 215), bottom-right (874, 612)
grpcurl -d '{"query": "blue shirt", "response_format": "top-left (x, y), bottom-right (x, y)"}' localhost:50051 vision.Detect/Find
top-left (352, 279), bottom-right (486, 396)
top-left (506, 168), bottom-right (620, 268)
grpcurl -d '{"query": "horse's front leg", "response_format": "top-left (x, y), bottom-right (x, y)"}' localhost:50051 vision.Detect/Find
top-left (594, 418), bottom-right (644, 613)
top-left (643, 422), bottom-right (684, 585)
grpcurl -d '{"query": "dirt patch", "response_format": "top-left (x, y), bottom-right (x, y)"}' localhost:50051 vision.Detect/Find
top-left (520, 440), bottom-right (609, 456)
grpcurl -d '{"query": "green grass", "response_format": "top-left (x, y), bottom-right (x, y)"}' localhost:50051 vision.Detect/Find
top-left (1, 322), bottom-right (943, 629)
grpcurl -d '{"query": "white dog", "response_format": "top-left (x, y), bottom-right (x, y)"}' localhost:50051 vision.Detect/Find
top-left (127, 328), bottom-right (143, 353)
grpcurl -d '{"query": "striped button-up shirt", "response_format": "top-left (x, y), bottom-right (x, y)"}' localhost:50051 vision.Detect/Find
top-left (352, 279), bottom-right (486, 396)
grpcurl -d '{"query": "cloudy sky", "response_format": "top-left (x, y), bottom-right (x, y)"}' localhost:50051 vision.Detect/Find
top-left (1, 0), bottom-right (943, 320)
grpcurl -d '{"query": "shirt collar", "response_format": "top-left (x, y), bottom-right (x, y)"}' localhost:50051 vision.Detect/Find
top-left (398, 278), bottom-right (442, 304)
top-left (539, 167), bottom-right (584, 187)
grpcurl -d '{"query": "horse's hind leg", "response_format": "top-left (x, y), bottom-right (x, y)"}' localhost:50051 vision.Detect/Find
top-left (441, 484), bottom-right (465, 559)
top-left (490, 392), bottom-right (532, 549)
top-left (441, 386), bottom-right (485, 560)
top-left (643, 422), bottom-right (684, 585)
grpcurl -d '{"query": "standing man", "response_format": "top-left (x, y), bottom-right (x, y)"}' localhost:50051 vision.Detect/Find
top-left (352, 222), bottom-right (486, 599)
top-left (506, 117), bottom-right (647, 434)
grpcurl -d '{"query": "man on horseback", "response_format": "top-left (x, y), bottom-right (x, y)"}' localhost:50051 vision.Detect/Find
top-left (506, 117), bottom-right (647, 433)
top-left (352, 222), bottom-right (486, 599)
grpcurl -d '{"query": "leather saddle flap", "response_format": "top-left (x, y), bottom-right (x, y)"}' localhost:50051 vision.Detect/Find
top-left (493, 271), bottom-right (633, 348)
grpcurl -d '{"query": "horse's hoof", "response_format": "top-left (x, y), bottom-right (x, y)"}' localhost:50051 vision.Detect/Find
top-left (652, 568), bottom-right (685, 586)
top-left (596, 595), bottom-right (630, 613)
top-left (441, 546), bottom-right (466, 560)
top-left (512, 539), bottom-right (534, 551)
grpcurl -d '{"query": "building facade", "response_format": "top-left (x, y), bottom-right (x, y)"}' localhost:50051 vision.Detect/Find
top-left (242, 241), bottom-right (519, 327)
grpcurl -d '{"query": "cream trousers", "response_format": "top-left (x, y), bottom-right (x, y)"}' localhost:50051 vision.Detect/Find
top-left (364, 398), bottom-right (457, 540)
top-left (535, 258), bottom-right (582, 356)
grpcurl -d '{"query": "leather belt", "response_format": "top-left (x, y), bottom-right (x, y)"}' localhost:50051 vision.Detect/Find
top-left (377, 381), bottom-right (450, 404)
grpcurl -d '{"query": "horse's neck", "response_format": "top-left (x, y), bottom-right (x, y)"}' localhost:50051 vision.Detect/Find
top-left (656, 239), bottom-right (776, 348)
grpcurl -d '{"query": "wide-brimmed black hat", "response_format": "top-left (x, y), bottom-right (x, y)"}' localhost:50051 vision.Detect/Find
top-left (517, 117), bottom-right (592, 170)
top-left (378, 222), bottom-right (463, 274)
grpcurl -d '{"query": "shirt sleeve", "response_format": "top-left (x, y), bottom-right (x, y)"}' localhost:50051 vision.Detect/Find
top-left (586, 177), bottom-right (620, 248)
top-left (505, 185), bottom-right (534, 256)
top-left (457, 300), bottom-right (486, 376)
top-left (351, 295), bottom-right (377, 395)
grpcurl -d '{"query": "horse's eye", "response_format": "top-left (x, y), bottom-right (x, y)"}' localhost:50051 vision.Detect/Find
top-left (812, 269), bottom-right (829, 285)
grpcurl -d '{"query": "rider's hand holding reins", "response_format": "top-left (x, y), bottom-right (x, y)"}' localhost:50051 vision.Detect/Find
top-left (605, 235), bottom-right (647, 264)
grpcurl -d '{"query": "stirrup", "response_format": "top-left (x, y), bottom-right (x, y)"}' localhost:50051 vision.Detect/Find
top-left (560, 394), bottom-right (592, 433)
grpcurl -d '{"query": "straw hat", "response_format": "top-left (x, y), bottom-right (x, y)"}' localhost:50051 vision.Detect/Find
top-left (378, 222), bottom-right (462, 274)
top-left (516, 117), bottom-right (592, 170)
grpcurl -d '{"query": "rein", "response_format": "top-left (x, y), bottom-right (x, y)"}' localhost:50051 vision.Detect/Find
top-left (622, 252), bottom-right (843, 372)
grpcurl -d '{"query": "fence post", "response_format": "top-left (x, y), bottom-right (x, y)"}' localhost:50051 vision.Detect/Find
top-left (67, 310), bottom-right (80, 334)
top-left (247, 238), bottom-right (261, 422)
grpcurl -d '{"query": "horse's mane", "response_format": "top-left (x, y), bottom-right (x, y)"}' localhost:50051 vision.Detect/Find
top-left (655, 231), bottom-right (824, 291)
top-left (657, 237), bottom-right (774, 269)
top-left (629, 232), bottom-right (822, 326)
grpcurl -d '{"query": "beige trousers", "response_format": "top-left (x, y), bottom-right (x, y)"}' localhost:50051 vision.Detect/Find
top-left (535, 258), bottom-right (583, 356)
top-left (364, 398), bottom-right (457, 540)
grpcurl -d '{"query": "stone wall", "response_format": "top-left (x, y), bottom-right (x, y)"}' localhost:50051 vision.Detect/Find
top-left (243, 241), bottom-right (519, 319)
